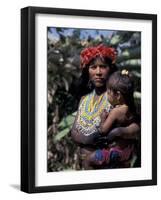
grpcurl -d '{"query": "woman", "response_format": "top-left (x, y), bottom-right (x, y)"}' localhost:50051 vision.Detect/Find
top-left (71, 44), bottom-right (140, 170)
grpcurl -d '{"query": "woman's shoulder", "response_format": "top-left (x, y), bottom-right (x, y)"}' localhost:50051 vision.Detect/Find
top-left (79, 91), bottom-right (94, 102)
top-left (78, 93), bottom-right (90, 108)
top-left (79, 94), bottom-right (87, 103)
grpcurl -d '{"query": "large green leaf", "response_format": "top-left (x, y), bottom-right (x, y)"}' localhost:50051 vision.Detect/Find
top-left (54, 112), bottom-right (77, 142)
top-left (54, 127), bottom-right (71, 142)
top-left (118, 59), bottom-right (141, 69)
top-left (58, 112), bottom-right (76, 129)
top-left (116, 47), bottom-right (141, 63)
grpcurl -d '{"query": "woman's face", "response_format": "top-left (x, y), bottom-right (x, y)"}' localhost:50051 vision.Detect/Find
top-left (88, 58), bottom-right (111, 88)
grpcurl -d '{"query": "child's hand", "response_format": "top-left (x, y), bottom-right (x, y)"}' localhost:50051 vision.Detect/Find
top-left (100, 109), bottom-right (109, 123)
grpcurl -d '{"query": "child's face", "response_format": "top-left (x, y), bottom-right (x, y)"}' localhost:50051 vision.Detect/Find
top-left (107, 89), bottom-right (120, 106)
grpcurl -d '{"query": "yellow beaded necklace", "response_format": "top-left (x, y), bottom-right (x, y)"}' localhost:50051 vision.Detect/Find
top-left (89, 93), bottom-right (104, 112)
top-left (76, 90), bottom-right (112, 136)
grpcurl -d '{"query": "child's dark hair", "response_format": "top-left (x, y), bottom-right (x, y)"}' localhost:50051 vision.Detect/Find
top-left (107, 70), bottom-right (136, 114)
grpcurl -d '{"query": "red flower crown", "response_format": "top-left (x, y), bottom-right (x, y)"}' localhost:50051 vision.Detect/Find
top-left (80, 44), bottom-right (117, 69)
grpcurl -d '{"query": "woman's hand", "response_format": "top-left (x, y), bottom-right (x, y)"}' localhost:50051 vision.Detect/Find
top-left (106, 123), bottom-right (140, 142)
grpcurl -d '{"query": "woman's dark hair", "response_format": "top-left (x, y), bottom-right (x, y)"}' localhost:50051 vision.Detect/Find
top-left (75, 56), bottom-right (118, 100)
top-left (107, 70), bottom-right (136, 114)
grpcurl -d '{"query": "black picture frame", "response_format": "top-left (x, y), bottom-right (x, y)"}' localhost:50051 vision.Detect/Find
top-left (21, 6), bottom-right (157, 193)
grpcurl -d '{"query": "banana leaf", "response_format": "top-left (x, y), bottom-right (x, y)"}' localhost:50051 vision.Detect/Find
top-left (54, 112), bottom-right (77, 142)
top-left (116, 47), bottom-right (141, 63)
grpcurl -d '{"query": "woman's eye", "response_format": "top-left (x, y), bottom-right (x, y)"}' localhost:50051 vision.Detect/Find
top-left (100, 65), bottom-right (107, 69)
top-left (90, 65), bottom-right (97, 69)
top-left (89, 65), bottom-right (107, 69)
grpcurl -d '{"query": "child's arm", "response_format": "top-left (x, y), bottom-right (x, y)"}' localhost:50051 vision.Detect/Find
top-left (100, 109), bottom-right (109, 123)
top-left (99, 108), bottom-right (120, 135)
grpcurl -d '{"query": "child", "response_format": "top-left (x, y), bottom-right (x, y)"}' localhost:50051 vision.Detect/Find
top-left (88, 69), bottom-right (138, 167)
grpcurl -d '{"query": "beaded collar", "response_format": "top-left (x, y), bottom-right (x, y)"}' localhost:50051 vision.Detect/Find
top-left (76, 90), bottom-right (112, 136)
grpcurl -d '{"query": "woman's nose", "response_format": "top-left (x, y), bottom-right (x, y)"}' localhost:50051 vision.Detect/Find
top-left (96, 66), bottom-right (101, 74)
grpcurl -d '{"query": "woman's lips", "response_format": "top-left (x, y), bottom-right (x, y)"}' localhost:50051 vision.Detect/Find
top-left (95, 78), bottom-right (103, 82)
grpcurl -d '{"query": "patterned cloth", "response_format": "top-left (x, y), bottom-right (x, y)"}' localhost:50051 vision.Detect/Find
top-left (94, 145), bottom-right (134, 165)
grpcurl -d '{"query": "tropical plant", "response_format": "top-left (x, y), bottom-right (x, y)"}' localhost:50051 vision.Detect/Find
top-left (47, 28), bottom-right (141, 171)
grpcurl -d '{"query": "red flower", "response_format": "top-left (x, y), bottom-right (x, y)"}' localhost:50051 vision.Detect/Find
top-left (80, 44), bottom-right (117, 69)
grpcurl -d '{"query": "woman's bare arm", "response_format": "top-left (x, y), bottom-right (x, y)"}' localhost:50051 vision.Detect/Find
top-left (71, 112), bottom-right (87, 144)
top-left (70, 112), bottom-right (79, 143)
top-left (71, 98), bottom-right (83, 144)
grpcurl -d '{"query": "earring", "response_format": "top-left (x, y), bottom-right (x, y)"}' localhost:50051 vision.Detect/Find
top-left (87, 80), bottom-right (93, 89)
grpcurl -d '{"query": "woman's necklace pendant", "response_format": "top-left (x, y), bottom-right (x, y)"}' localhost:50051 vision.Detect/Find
top-left (89, 91), bottom-right (104, 115)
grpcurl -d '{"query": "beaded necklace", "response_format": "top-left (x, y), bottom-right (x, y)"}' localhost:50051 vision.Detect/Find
top-left (76, 90), bottom-right (112, 136)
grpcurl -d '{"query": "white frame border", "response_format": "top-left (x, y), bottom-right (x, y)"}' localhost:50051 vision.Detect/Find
top-left (35, 13), bottom-right (152, 187)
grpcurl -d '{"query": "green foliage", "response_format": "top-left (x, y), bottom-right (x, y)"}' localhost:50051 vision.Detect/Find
top-left (47, 28), bottom-right (141, 171)
top-left (54, 112), bottom-right (76, 142)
